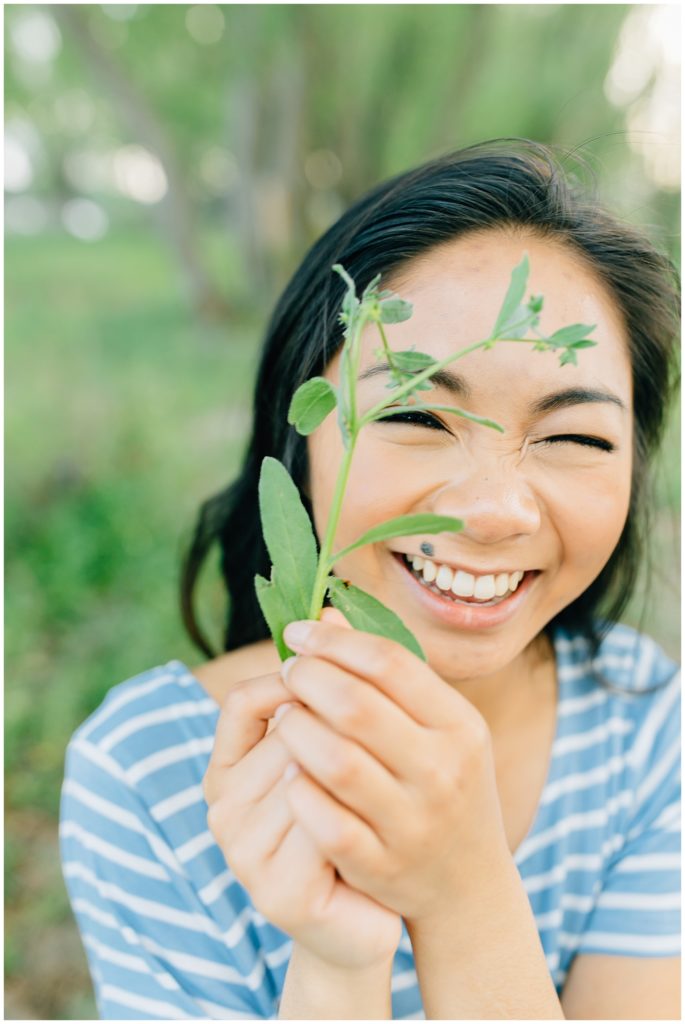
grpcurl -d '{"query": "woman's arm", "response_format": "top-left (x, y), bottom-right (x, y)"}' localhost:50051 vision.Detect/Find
top-left (406, 852), bottom-right (564, 1019)
top-left (278, 943), bottom-right (394, 1019)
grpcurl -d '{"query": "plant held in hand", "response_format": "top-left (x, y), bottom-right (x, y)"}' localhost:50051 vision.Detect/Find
top-left (255, 255), bottom-right (596, 660)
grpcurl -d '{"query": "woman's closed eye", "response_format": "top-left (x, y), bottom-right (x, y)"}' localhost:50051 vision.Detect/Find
top-left (375, 409), bottom-right (615, 451)
top-left (536, 433), bottom-right (616, 452)
top-left (376, 409), bottom-right (446, 431)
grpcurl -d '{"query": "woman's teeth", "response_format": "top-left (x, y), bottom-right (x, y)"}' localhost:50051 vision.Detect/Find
top-left (406, 554), bottom-right (525, 603)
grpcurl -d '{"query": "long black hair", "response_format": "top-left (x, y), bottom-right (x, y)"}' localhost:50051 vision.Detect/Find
top-left (180, 139), bottom-right (680, 673)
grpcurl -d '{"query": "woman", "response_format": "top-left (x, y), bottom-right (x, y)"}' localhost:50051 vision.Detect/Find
top-left (60, 140), bottom-right (680, 1019)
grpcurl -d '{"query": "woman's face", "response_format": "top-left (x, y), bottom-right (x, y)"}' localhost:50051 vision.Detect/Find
top-left (307, 231), bottom-right (633, 684)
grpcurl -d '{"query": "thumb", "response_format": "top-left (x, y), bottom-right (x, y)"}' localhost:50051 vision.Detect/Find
top-left (320, 606), bottom-right (353, 630)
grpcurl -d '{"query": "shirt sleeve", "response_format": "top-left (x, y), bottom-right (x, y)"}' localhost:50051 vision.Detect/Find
top-left (576, 671), bottom-right (681, 957)
top-left (59, 734), bottom-right (278, 1019)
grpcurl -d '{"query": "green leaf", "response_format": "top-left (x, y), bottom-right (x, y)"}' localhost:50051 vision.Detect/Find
top-left (373, 402), bottom-right (504, 433)
top-left (390, 350), bottom-right (437, 372)
top-left (547, 323), bottom-right (596, 347)
top-left (254, 572), bottom-right (295, 661)
top-left (497, 307), bottom-right (532, 339)
top-left (258, 457), bottom-right (318, 620)
top-left (559, 349), bottom-right (578, 368)
top-left (492, 254), bottom-right (529, 337)
top-left (328, 513), bottom-right (464, 567)
top-left (379, 297), bottom-right (413, 324)
top-left (288, 377), bottom-right (338, 435)
top-left (568, 339), bottom-right (597, 350)
top-left (327, 577), bottom-right (425, 661)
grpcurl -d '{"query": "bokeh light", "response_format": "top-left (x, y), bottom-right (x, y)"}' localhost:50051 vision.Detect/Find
top-left (185, 5), bottom-right (225, 45)
top-left (112, 145), bottom-right (168, 204)
top-left (61, 198), bottom-right (109, 241)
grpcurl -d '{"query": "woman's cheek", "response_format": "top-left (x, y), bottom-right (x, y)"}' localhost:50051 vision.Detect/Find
top-left (550, 469), bottom-right (631, 579)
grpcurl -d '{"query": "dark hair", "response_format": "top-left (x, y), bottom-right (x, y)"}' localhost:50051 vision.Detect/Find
top-left (180, 138), bottom-right (680, 681)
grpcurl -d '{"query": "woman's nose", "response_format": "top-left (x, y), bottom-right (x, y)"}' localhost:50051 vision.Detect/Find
top-left (430, 465), bottom-right (541, 544)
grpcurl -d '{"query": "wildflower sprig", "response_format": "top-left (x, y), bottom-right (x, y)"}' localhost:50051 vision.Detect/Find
top-left (255, 254), bottom-right (596, 661)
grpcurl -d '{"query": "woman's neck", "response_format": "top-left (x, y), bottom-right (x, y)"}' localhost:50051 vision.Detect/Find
top-left (447, 631), bottom-right (556, 738)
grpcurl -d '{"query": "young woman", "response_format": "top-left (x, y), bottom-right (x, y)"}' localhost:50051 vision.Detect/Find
top-left (61, 140), bottom-right (680, 1019)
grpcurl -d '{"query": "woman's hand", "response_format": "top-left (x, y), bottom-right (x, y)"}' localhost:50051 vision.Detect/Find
top-left (202, 669), bottom-right (403, 971)
top-left (276, 609), bottom-right (512, 925)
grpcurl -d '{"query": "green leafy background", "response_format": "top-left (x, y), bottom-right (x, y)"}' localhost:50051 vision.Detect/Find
top-left (5, 5), bottom-right (679, 1018)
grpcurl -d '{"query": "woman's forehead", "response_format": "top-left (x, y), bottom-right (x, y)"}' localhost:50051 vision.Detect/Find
top-left (350, 233), bottom-right (633, 402)
top-left (354, 343), bottom-right (632, 420)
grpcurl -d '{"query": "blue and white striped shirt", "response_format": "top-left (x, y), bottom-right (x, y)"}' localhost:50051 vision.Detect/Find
top-left (60, 620), bottom-right (681, 1019)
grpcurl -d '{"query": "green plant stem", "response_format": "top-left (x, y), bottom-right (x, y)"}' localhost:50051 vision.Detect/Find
top-left (307, 314), bottom-right (367, 620)
top-left (307, 425), bottom-right (357, 620)
top-left (358, 334), bottom-right (544, 428)
top-left (377, 321), bottom-right (397, 370)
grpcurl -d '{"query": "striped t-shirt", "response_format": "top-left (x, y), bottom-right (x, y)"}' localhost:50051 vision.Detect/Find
top-left (60, 620), bottom-right (681, 1020)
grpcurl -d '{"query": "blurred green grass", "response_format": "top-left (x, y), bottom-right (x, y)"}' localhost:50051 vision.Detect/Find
top-left (6, 230), bottom-right (261, 816)
top-left (5, 229), bottom-right (680, 1019)
top-left (6, 228), bottom-right (260, 1017)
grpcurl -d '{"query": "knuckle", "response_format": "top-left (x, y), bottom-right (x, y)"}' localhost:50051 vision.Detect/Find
top-left (366, 644), bottom-right (401, 681)
top-left (334, 695), bottom-right (366, 733)
top-left (226, 841), bottom-right (251, 883)
top-left (202, 770), bottom-right (216, 806)
top-left (422, 758), bottom-right (455, 798)
top-left (205, 799), bottom-right (227, 841)
top-left (459, 714), bottom-right (492, 768)
top-left (325, 820), bottom-right (357, 857)
top-left (222, 680), bottom-right (254, 717)
top-left (326, 750), bottom-right (359, 789)
top-left (471, 715), bottom-right (492, 752)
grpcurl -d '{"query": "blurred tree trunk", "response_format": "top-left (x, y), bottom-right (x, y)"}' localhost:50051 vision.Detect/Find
top-left (267, 11), bottom-right (306, 280)
top-left (223, 6), bottom-right (306, 300)
top-left (53, 5), bottom-right (230, 323)
top-left (225, 33), bottom-right (265, 297)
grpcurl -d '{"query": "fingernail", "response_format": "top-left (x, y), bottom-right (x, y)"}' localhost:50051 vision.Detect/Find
top-left (283, 761), bottom-right (300, 783)
top-left (274, 702), bottom-right (293, 723)
top-left (284, 620), bottom-right (313, 647)
top-left (280, 656), bottom-right (297, 682)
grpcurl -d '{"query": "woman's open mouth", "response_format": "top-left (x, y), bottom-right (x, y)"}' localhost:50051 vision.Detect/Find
top-left (390, 551), bottom-right (541, 630)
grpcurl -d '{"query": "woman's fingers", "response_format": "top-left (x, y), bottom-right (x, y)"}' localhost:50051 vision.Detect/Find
top-left (203, 672), bottom-right (294, 804)
top-left (281, 654), bottom-right (426, 782)
top-left (213, 770), bottom-right (295, 865)
top-left (284, 619), bottom-right (460, 728)
top-left (276, 702), bottom-right (410, 846)
top-left (212, 724), bottom-right (304, 814)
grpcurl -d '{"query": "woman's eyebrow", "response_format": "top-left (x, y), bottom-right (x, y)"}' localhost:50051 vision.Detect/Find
top-left (358, 362), bottom-right (627, 413)
top-left (358, 363), bottom-right (471, 397)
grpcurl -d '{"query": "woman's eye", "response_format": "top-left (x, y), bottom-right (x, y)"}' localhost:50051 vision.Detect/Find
top-left (540, 434), bottom-right (616, 452)
top-left (375, 413), bottom-right (615, 452)
top-left (375, 410), bottom-right (446, 431)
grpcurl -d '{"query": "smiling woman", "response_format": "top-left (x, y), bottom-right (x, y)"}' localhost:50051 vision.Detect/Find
top-left (60, 140), bottom-right (680, 1020)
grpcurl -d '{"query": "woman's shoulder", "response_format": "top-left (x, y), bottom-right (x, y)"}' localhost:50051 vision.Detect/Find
top-left (65, 639), bottom-right (281, 771)
top-left (553, 618), bottom-right (679, 696)
top-left (551, 619), bottom-right (680, 786)
top-left (189, 637), bottom-right (281, 706)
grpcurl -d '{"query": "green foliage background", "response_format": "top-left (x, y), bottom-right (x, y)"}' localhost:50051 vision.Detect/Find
top-left (5, 4), bottom-right (679, 1018)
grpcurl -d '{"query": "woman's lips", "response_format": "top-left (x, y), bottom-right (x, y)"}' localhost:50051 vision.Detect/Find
top-left (390, 551), bottom-right (541, 631)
